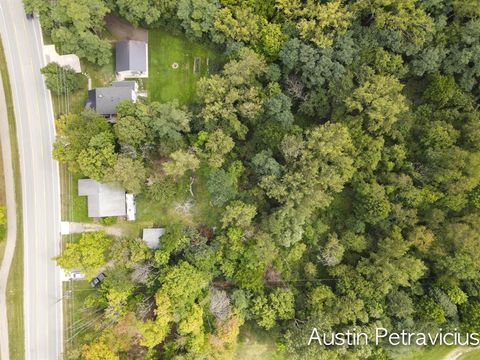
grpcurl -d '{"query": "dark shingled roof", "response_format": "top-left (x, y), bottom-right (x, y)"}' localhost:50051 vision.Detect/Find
top-left (86, 86), bottom-right (135, 115)
top-left (116, 40), bottom-right (147, 73)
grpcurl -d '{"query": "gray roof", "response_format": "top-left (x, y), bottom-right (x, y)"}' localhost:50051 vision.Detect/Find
top-left (116, 40), bottom-right (147, 73)
top-left (142, 228), bottom-right (165, 249)
top-left (86, 86), bottom-right (135, 115)
top-left (78, 179), bottom-right (126, 218)
top-left (112, 80), bottom-right (137, 90)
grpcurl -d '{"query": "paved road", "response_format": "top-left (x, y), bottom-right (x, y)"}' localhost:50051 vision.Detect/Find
top-left (0, 71), bottom-right (18, 360)
top-left (0, 1), bottom-right (63, 359)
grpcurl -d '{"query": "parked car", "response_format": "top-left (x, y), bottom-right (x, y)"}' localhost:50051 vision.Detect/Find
top-left (26, 12), bottom-right (34, 20)
top-left (90, 273), bottom-right (106, 287)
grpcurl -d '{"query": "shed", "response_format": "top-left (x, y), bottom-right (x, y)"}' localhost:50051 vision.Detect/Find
top-left (142, 228), bottom-right (165, 249)
top-left (78, 179), bottom-right (126, 218)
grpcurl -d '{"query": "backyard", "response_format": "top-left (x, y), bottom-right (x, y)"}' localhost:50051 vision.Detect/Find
top-left (148, 29), bottom-right (223, 104)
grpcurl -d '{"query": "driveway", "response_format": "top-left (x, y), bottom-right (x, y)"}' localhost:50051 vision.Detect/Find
top-left (0, 1), bottom-right (63, 359)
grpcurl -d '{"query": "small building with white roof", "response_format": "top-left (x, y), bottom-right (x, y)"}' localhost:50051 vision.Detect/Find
top-left (142, 228), bottom-right (165, 249)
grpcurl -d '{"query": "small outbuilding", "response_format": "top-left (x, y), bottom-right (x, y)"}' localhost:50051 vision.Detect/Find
top-left (142, 228), bottom-right (165, 250)
top-left (116, 40), bottom-right (148, 78)
top-left (78, 179), bottom-right (126, 218)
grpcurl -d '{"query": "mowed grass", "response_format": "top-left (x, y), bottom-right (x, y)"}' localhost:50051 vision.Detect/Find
top-left (401, 345), bottom-right (453, 360)
top-left (60, 167), bottom-right (91, 223)
top-left (459, 348), bottom-right (480, 360)
top-left (235, 323), bottom-right (285, 360)
top-left (148, 29), bottom-right (223, 104)
top-left (63, 278), bottom-right (100, 355)
top-left (0, 37), bottom-right (25, 360)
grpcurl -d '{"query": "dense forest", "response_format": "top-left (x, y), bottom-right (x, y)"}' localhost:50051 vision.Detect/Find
top-left (26, 0), bottom-right (480, 359)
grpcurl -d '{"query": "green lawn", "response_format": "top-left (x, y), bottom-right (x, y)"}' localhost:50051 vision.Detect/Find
top-left (63, 278), bottom-right (101, 357)
top-left (60, 167), bottom-right (91, 224)
top-left (235, 323), bottom-right (285, 360)
top-left (51, 74), bottom-right (89, 116)
top-left (148, 29), bottom-right (223, 104)
top-left (82, 57), bottom-right (116, 89)
top-left (0, 37), bottom-right (25, 360)
top-left (459, 348), bottom-right (480, 360)
top-left (401, 345), bottom-right (453, 360)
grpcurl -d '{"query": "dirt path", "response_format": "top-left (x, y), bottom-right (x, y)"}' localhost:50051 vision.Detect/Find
top-left (443, 347), bottom-right (477, 360)
top-left (63, 222), bottom-right (125, 237)
top-left (0, 72), bottom-right (18, 360)
top-left (105, 14), bottom-right (148, 42)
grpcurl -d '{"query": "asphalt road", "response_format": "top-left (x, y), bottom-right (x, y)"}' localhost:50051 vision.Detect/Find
top-left (0, 1), bottom-right (63, 359)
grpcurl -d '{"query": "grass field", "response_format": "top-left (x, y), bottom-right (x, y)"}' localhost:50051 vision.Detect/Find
top-left (235, 323), bottom-right (285, 360)
top-left (0, 36), bottom-right (25, 360)
top-left (459, 348), bottom-right (480, 360)
top-left (148, 29), bottom-right (223, 104)
top-left (51, 74), bottom-right (89, 116)
top-left (63, 278), bottom-right (100, 357)
top-left (401, 346), bottom-right (452, 360)
top-left (60, 167), bottom-right (91, 224)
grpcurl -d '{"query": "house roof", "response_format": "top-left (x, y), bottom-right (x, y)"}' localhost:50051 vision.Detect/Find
top-left (142, 228), bottom-right (165, 249)
top-left (116, 40), bottom-right (147, 73)
top-left (78, 179), bottom-right (126, 218)
top-left (111, 80), bottom-right (137, 90)
top-left (86, 86), bottom-right (135, 115)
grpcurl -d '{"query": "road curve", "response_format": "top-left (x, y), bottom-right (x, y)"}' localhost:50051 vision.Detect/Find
top-left (0, 1), bottom-right (63, 359)
top-left (0, 70), bottom-right (18, 359)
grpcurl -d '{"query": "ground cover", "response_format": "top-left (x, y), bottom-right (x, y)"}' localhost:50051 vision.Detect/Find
top-left (235, 323), bottom-right (285, 360)
top-left (148, 28), bottom-right (223, 104)
top-left (63, 277), bottom-right (100, 357)
top-left (0, 37), bottom-right (25, 360)
top-left (60, 168), bottom-right (91, 224)
top-left (459, 348), bottom-right (480, 360)
top-left (403, 346), bottom-right (453, 360)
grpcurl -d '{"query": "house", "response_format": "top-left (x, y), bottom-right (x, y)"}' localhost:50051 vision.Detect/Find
top-left (142, 228), bottom-right (165, 250)
top-left (116, 40), bottom-right (148, 78)
top-left (86, 81), bottom-right (137, 117)
top-left (78, 179), bottom-right (127, 218)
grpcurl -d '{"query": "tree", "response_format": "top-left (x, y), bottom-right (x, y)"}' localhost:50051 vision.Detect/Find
top-left (137, 291), bottom-right (173, 348)
top-left (318, 233), bottom-right (344, 266)
top-left (160, 261), bottom-right (210, 317)
top-left (148, 101), bottom-right (191, 152)
top-left (221, 201), bottom-right (257, 229)
top-left (106, 155), bottom-right (147, 194)
top-left (197, 48), bottom-right (267, 139)
top-left (46, 0), bottom-right (112, 65)
top-left (114, 115), bottom-right (151, 153)
top-left (277, 0), bottom-right (352, 48)
top-left (163, 150), bottom-right (200, 178)
top-left (206, 169), bottom-right (237, 207)
top-left (55, 231), bottom-right (112, 278)
top-left (82, 337), bottom-right (119, 360)
top-left (77, 134), bottom-right (117, 181)
top-left (177, 0), bottom-right (220, 39)
top-left (251, 288), bottom-right (295, 329)
top-left (41, 63), bottom-right (82, 96)
top-left (353, 181), bottom-right (391, 225)
top-left (201, 129), bottom-right (234, 168)
top-left (345, 73), bottom-right (408, 135)
top-left (53, 110), bottom-right (112, 173)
